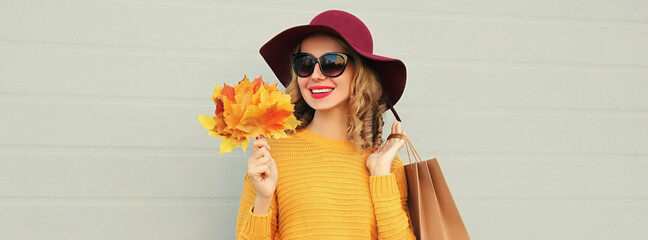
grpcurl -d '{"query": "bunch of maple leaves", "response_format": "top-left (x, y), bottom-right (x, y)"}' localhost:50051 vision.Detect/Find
top-left (198, 76), bottom-right (301, 154)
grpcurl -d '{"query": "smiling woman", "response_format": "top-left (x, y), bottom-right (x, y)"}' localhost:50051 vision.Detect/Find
top-left (296, 35), bottom-right (355, 116)
top-left (287, 34), bottom-right (388, 150)
top-left (235, 10), bottom-right (415, 239)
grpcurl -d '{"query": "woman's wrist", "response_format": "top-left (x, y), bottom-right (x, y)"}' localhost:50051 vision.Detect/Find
top-left (370, 166), bottom-right (391, 176)
top-left (252, 194), bottom-right (272, 215)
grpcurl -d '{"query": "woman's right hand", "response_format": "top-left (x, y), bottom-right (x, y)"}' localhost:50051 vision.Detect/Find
top-left (247, 139), bottom-right (278, 214)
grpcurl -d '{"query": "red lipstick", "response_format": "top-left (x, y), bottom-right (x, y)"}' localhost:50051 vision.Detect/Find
top-left (308, 86), bottom-right (334, 99)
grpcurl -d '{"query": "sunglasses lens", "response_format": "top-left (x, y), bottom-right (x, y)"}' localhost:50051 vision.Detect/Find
top-left (293, 55), bottom-right (315, 77)
top-left (320, 54), bottom-right (347, 77)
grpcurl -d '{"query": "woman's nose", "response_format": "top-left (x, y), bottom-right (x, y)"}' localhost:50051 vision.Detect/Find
top-left (310, 63), bottom-right (326, 81)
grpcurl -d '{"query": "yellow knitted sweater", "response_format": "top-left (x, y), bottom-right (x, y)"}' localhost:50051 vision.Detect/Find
top-left (236, 129), bottom-right (415, 239)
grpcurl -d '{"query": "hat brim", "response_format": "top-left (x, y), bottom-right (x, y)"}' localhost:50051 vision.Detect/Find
top-left (259, 24), bottom-right (406, 106)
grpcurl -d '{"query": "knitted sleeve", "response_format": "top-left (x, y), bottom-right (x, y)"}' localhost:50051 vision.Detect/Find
top-left (369, 156), bottom-right (416, 239)
top-left (235, 173), bottom-right (278, 240)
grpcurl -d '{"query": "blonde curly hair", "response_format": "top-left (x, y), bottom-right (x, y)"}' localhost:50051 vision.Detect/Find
top-left (285, 35), bottom-right (388, 151)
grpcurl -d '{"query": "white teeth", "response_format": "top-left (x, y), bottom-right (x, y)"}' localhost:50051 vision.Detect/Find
top-left (311, 88), bottom-right (333, 94)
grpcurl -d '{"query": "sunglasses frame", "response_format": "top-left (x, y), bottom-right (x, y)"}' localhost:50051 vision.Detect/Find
top-left (291, 52), bottom-right (353, 78)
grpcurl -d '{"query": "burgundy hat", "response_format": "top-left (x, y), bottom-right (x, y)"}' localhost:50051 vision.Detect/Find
top-left (259, 10), bottom-right (406, 121)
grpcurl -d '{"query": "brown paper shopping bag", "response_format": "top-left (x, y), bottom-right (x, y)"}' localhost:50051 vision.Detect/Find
top-left (388, 133), bottom-right (469, 240)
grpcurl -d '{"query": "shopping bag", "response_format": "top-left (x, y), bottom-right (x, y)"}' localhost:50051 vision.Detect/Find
top-left (388, 133), bottom-right (469, 240)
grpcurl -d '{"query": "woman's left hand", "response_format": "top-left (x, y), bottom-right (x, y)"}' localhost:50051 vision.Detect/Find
top-left (366, 121), bottom-right (406, 176)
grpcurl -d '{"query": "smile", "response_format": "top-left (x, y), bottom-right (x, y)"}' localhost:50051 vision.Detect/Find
top-left (308, 86), bottom-right (334, 99)
top-left (311, 88), bottom-right (333, 94)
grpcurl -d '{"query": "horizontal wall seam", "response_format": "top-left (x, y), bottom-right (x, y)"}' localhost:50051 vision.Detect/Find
top-left (1, 145), bottom-right (647, 157)
top-left (2, 39), bottom-right (647, 72)
top-left (117, 0), bottom-right (648, 27)
top-left (2, 93), bottom-right (647, 116)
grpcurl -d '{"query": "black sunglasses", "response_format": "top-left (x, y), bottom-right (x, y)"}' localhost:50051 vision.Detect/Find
top-left (291, 52), bottom-right (352, 78)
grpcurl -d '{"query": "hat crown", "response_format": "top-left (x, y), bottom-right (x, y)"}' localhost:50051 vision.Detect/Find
top-left (309, 10), bottom-right (373, 54)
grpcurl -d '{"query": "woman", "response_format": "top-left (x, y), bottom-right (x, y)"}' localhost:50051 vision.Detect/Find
top-left (236, 10), bottom-right (415, 239)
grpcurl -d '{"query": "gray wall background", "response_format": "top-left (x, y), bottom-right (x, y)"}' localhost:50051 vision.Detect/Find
top-left (1, 0), bottom-right (647, 239)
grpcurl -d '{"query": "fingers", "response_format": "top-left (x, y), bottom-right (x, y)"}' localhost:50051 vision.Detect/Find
top-left (251, 164), bottom-right (271, 178)
top-left (249, 155), bottom-right (277, 182)
top-left (396, 121), bottom-right (402, 134)
top-left (388, 121), bottom-right (405, 143)
top-left (252, 139), bottom-right (271, 151)
top-left (382, 121), bottom-right (405, 153)
top-left (249, 148), bottom-right (274, 168)
top-left (248, 139), bottom-right (276, 174)
top-left (251, 164), bottom-right (269, 174)
top-left (250, 154), bottom-right (272, 166)
top-left (391, 121), bottom-right (398, 134)
top-left (248, 139), bottom-right (271, 163)
top-left (248, 154), bottom-right (276, 182)
top-left (390, 121), bottom-right (405, 134)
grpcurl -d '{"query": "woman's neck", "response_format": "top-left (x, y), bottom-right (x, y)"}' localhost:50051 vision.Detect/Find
top-left (307, 105), bottom-right (349, 141)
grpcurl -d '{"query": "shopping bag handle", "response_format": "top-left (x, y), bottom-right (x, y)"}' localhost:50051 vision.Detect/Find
top-left (387, 133), bottom-right (424, 164)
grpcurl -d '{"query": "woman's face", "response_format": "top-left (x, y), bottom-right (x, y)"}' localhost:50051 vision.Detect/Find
top-left (297, 35), bottom-right (354, 112)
